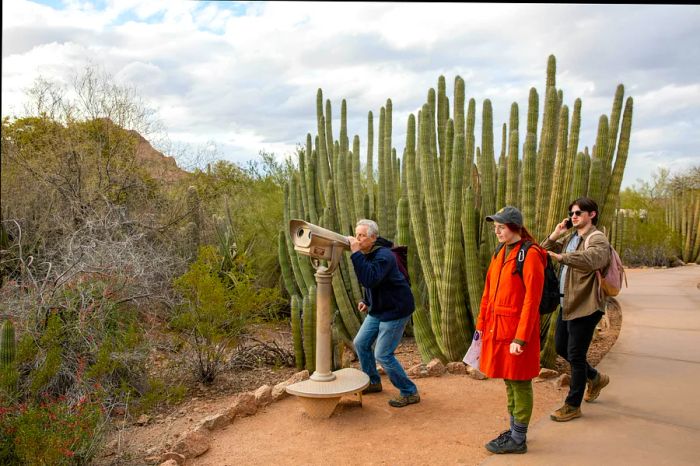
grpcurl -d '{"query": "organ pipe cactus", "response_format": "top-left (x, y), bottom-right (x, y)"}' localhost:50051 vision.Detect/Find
top-left (278, 56), bottom-right (633, 365)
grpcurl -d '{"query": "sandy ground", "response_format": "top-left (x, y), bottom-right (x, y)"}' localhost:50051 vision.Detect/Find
top-left (191, 373), bottom-right (565, 466)
top-left (100, 304), bottom-right (621, 466)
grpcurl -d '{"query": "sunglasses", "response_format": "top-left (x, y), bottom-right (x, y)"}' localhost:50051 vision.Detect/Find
top-left (568, 210), bottom-right (587, 217)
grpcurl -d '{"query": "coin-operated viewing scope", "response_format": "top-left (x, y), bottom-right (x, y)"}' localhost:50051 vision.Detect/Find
top-left (289, 219), bottom-right (350, 272)
top-left (284, 219), bottom-right (370, 412)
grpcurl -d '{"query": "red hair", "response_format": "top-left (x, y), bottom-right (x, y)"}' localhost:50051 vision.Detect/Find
top-left (505, 223), bottom-right (536, 243)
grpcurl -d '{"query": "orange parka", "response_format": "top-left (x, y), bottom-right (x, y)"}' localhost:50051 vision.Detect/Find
top-left (475, 241), bottom-right (546, 380)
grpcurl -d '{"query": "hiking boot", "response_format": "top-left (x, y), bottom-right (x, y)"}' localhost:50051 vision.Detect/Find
top-left (550, 403), bottom-right (582, 422)
top-left (485, 432), bottom-right (527, 454)
top-left (388, 393), bottom-right (420, 408)
top-left (584, 373), bottom-right (610, 402)
top-left (362, 382), bottom-right (383, 394)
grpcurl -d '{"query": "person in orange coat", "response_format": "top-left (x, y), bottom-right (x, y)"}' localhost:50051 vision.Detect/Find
top-left (475, 206), bottom-right (546, 455)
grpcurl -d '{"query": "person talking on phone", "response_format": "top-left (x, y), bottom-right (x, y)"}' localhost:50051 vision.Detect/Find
top-left (541, 197), bottom-right (612, 422)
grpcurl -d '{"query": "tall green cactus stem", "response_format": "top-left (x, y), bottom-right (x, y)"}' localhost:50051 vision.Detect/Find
top-left (298, 148), bottom-right (309, 220)
top-left (340, 100), bottom-right (355, 223)
top-left (589, 116), bottom-right (609, 204)
top-left (325, 99), bottom-right (334, 177)
top-left (540, 307), bottom-right (560, 369)
top-left (283, 184), bottom-right (309, 296)
top-left (497, 123), bottom-right (507, 210)
top-left (405, 113), bottom-right (447, 360)
top-left (352, 135), bottom-right (363, 222)
top-left (366, 111), bottom-right (375, 220)
top-left (526, 88), bottom-right (539, 143)
top-left (463, 186), bottom-right (484, 321)
top-left (396, 197), bottom-right (410, 247)
top-left (600, 97), bottom-right (634, 230)
top-left (316, 90), bottom-right (330, 200)
top-left (563, 99), bottom-right (582, 208)
top-left (545, 105), bottom-right (570, 235)
top-left (571, 151), bottom-right (589, 199)
top-left (443, 120), bottom-right (455, 201)
top-left (480, 99), bottom-right (497, 263)
top-left (278, 230), bottom-right (299, 298)
top-left (1, 319), bottom-right (18, 397)
top-left (505, 101), bottom-right (520, 207)
top-left (1, 320), bottom-right (15, 366)
top-left (439, 76), bottom-right (470, 360)
top-left (377, 107), bottom-right (387, 233)
top-left (291, 296), bottom-right (304, 370)
top-left (464, 99), bottom-right (476, 190)
top-left (535, 86), bottom-right (559, 239)
top-left (385, 99), bottom-right (395, 240)
top-left (420, 105), bottom-right (447, 284)
top-left (335, 136), bottom-right (353, 235)
top-left (302, 288), bottom-right (316, 373)
top-left (437, 76), bottom-right (449, 164)
top-left (306, 148), bottom-right (319, 224)
top-left (427, 88), bottom-right (440, 193)
top-left (603, 85), bottom-right (625, 197)
top-left (521, 132), bottom-right (537, 226)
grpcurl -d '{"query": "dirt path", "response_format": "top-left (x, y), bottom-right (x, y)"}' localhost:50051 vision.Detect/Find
top-left (191, 374), bottom-right (564, 466)
top-left (101, 294), bottom-right (622, 465)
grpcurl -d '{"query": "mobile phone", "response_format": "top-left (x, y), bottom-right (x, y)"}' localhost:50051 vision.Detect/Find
top-left (565, 219), bottom-right (573, 229)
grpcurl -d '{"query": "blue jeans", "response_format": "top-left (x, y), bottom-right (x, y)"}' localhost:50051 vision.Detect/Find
top-left (353, 314), bottom-right (417, 397)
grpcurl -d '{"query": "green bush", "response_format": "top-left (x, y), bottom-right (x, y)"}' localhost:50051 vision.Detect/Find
top-left (171, 245), bottom-right (284, 384)
top-left (0, 395), bottom-right (105, 465)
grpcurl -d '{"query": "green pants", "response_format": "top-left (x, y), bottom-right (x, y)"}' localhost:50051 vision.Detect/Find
top-left (504, 379), bottom-right (533, 425)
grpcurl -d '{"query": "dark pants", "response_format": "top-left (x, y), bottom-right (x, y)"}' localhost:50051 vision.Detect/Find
top-left (555, 309), bottom-right (604, 407)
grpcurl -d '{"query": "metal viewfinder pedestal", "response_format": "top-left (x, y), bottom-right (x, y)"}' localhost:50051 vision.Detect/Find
top-left (285, 220), bottom-right (369, 418)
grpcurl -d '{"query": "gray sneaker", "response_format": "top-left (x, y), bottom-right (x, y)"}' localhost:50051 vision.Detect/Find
top-left (485, 432), bottom-right (527, 454)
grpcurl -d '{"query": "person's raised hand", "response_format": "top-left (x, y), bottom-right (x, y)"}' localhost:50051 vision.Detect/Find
top-left (551, 218), bottom-right (570, 240)
top-left (347, 236), bottom-right (361, 253)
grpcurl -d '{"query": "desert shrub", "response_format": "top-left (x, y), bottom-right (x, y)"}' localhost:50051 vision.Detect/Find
top-left (171, 245), bottom-right (284, 384)
top-left (0, 394), bottom-right (105, 465)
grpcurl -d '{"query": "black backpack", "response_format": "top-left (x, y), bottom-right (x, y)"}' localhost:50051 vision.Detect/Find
top-left (494, 241), bottom-right (560, 315)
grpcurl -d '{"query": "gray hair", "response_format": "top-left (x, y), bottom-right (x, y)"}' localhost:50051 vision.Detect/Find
top-left (356, 219), bottom-right (379, 238)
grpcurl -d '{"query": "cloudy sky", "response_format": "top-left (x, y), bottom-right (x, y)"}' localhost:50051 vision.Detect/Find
top-left (3, 1), bottom-right (700, 187)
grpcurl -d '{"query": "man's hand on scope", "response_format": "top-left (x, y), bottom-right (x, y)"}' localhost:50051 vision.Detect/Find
top-left (347, 236), bottom-right (361, 253)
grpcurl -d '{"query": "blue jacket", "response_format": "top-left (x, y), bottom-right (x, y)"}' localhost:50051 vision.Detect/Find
top-left (350, 238), bottom-right (415, 322)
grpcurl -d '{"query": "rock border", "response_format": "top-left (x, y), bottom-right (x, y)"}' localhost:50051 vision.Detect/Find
top-left (146, 370), bottom-right (310, 465)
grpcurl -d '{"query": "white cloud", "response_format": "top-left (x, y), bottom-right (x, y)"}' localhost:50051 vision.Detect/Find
top-left (3, 1), bottom-right (700, 187)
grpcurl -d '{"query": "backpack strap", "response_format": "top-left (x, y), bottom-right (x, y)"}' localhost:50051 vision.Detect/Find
top-left (583, 230), bottom-right (606, 250)
top-left (493, 241), bottom-right (506, 258)
top-left (514, 241), bottom-right (534, 278)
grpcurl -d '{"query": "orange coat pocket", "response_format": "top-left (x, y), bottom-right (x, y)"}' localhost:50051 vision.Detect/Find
top-left (494, 305), bottom-right (520, 341)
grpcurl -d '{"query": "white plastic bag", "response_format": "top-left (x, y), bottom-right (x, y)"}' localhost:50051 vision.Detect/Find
top-left (463, 330), bottom-right (482, 370)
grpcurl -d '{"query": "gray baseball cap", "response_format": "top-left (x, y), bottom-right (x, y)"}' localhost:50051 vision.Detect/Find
top-left (485, 206), bottom-right (523, 226)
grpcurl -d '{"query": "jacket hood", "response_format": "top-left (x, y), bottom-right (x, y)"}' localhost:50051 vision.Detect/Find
top-left (368, 236), bottom-right (393, 254)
